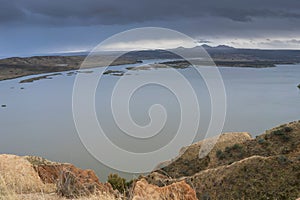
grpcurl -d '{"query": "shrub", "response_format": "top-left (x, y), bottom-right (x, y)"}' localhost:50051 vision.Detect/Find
top-left (281, 134), bottom-right (290, 142)
top-left (271, 129), bottom-right (284, 136)
top-left (277, 155), bottom-right (288, 165)
top-left (224, 147), bottom-right (231, 153)
top-left (237, 152), bottom-right (245, 159)
top-left (202, 193), bottom-right (211, 200)
top-left (258, 138), bottom-right (265, 144)
top-left (216, 150), bottom-right (225, 160)
top-left (232, 144), bottom-right (243, 150)
top-left (271, 128), bottom-right (291, 141)
top-left (107, 174), bottom-right (126, 193)
top-left (125, 179), bottom-right (133, 189)
top-left (283, 127), bottom-right (292, 132)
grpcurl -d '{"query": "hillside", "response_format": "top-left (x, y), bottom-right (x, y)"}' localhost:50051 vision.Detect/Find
top-left (145, 120), bottom-right (300, 199)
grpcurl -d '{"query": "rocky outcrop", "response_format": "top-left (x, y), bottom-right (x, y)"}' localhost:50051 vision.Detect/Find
top-left (32, 162), bottom-right (116, 198)
top-left (131, 178), bottom-right (197, 200)
top-left (0, 154), bottom-right (117, 199)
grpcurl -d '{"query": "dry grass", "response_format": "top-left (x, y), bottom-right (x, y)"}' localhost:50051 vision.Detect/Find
top-left (0, 172), bottom-right (54, 200)
top-left (14, 193), bottom-right (117, 200)
top-left (0, 174), bottom-right (117, 200)
top-left (0, 154), bottom-right (56, 196)
top-left (185, 154), bottom-right (300, 199)
top-left (0, 175), bottom-right (17, 200)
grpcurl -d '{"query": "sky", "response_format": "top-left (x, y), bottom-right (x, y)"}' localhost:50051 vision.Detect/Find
top-left (1, 0), bottom-right (300, 57)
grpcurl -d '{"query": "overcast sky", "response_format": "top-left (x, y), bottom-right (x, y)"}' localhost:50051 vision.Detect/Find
top-left (1, 0), bottom-right (300, 57)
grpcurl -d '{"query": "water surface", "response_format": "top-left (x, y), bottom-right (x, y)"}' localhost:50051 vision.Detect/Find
top-left (0, 61), bottom-right (299, 180)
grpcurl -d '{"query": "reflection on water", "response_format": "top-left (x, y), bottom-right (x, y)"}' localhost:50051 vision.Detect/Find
top-left (0, 61), bottom-right (300, 180)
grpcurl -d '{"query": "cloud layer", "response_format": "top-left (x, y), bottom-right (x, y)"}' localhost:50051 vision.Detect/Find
top-left (1, 0), bottom-right (300, 26)
top-left (1, 0), bottom-right (300, 57)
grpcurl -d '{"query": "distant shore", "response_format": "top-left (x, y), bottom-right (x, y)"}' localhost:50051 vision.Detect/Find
top-left (160, 59), bottom-right (296, 68)
top-left (1, 45), bottom-right (300, 82)
top-left (0, 55), bottom-right (141, 82)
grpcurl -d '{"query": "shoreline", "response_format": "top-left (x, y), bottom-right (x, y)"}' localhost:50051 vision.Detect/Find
top-left (1, 49), bottom-right (300, 82)
top-left (0, 55), bottom-right (141, 82)
top-left (2, 58), bottom-right (298, 83)
top-left (160, 59), bottom-right (297, 68)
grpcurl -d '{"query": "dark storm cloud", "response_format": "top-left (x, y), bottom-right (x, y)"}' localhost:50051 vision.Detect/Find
top-left (1, 0), bottom-right (300, 57)
top-left (259, 39), bottom-right (300, 47)
top-left (1, 0), bottom-right (300, 26)
top-left (0, 1), bottom-right (24, 22)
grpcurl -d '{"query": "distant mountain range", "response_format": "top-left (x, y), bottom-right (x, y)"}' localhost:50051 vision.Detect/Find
top-left (11, 44), bottom-right (300, 63)
top-left (1, 45), bottom-right (300, 81)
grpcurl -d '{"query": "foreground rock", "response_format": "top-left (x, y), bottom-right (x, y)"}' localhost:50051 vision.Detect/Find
top-left (131, 178), bottom-right (197, 200)
top-left (27, 157), bottom-right (116, 198)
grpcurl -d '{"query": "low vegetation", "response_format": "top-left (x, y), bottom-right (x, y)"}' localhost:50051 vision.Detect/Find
top-left (107, 174), bottom-right (134, 197)
top-left (107, 174), bottom-right (126, 194)
top-left (0, 174), bottom-right (116, 200)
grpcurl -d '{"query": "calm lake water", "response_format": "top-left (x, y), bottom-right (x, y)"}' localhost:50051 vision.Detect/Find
top-left (0, 60), bottom-right (300, 180)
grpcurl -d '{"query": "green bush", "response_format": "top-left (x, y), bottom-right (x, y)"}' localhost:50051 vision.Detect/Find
top-left (271, 127), bottom-right (291, 141)
top-left (258, 138), bottom-right (265, 144)
top-left (232, 144), bottom-right (243, 150)
top-left (224, 146), bottom-right (231, 153)
top-left (283, 127), bottom-right (292, 132)
top-left (202, 193), bottom-right (211, 200)
top-left (107, 174), bottom-right (126, 193)
top-left (277, 155), bottom-right (288, 165)
top-left (216, 150), bottom-right (225, 160)
top-left (271, 129), bottom-right (284, 136)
